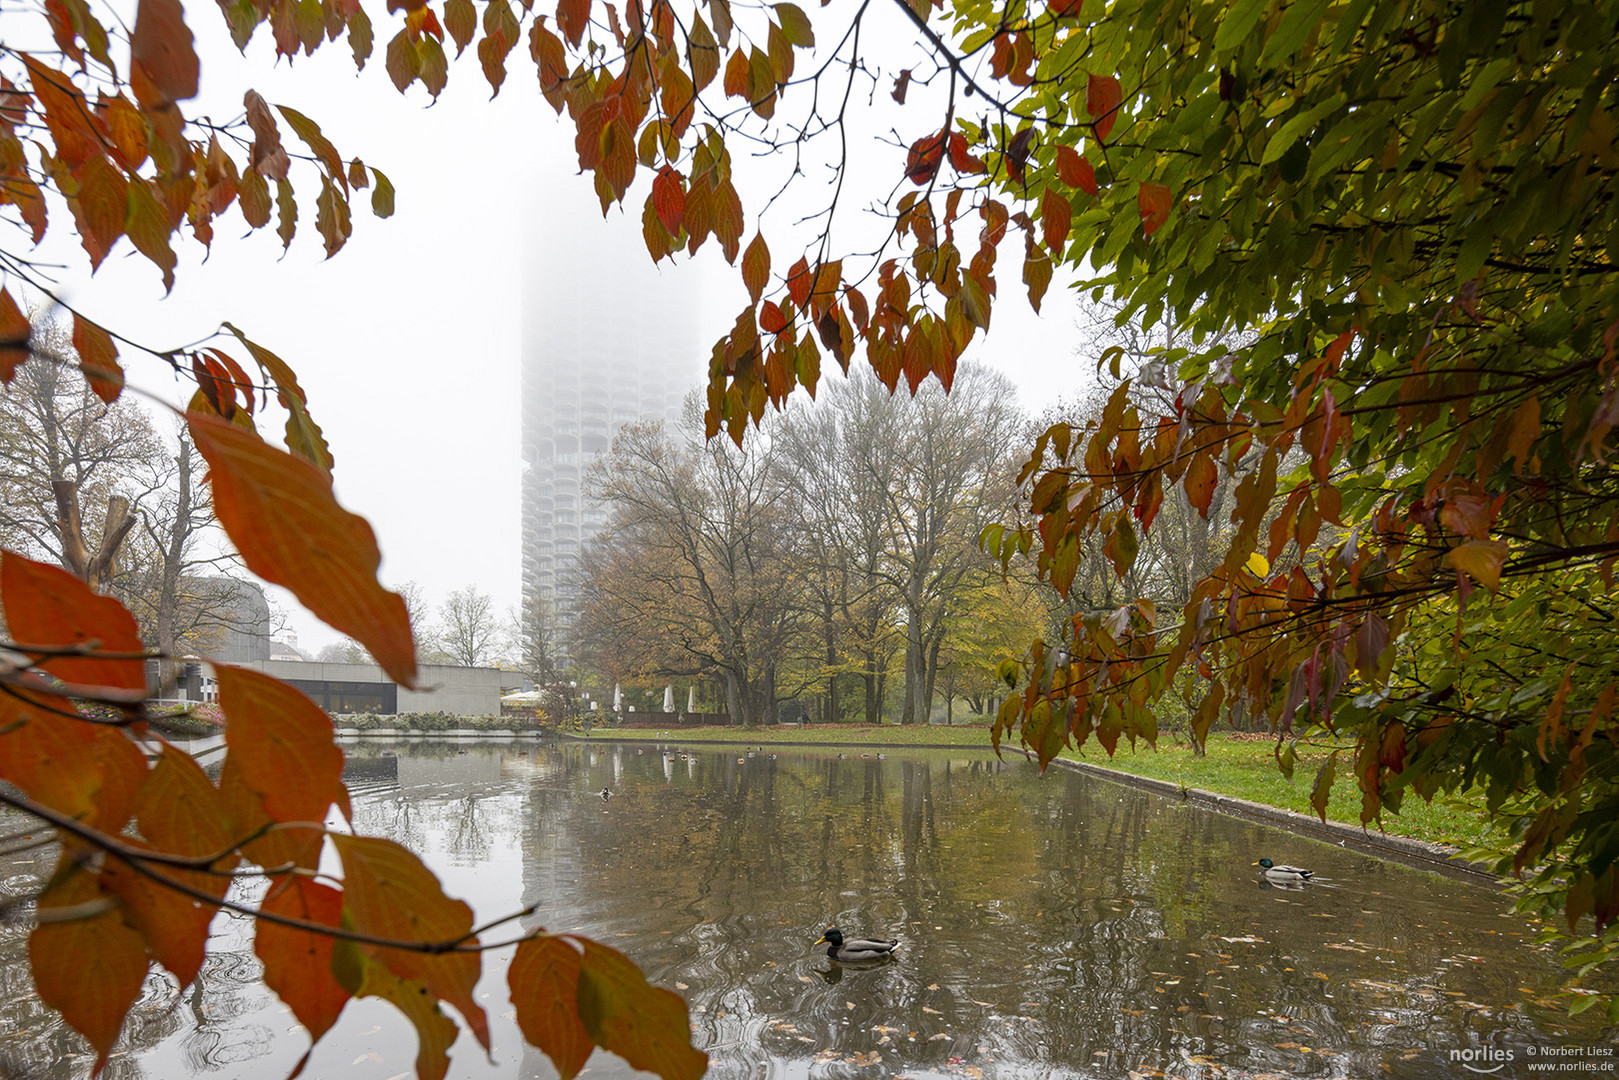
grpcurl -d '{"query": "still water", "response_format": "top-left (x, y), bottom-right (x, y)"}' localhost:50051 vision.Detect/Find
top-left (1, 741), bottom-right (1615, 1080)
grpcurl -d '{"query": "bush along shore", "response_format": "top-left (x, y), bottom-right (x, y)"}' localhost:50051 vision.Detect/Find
top-left (334, 712), bottom-right (533, 733)
top-left (568, 724), bottom-right (1507, 853)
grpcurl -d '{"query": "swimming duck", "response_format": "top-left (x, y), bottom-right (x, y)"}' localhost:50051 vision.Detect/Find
top-left (1254, 858), bottom-right (1312, 882)
top-left (815, 927), bottom-right (900, 962)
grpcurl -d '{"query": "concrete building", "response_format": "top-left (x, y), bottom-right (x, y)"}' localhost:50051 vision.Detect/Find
top-left (194, 659), bottom-right (524, 716)
top-left (520, 203), bottom-right (706, 654)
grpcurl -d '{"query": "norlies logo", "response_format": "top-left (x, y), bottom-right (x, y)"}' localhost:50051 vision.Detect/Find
top-left (1452, 1048), bottom-right (1516, 1074)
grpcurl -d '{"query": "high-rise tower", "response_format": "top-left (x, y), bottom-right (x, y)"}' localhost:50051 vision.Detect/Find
top-left (520, 203), bottom-right (703, 669)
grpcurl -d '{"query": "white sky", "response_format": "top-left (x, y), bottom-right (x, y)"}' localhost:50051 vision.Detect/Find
top-left (25, 0), bottom-right (1096, 653)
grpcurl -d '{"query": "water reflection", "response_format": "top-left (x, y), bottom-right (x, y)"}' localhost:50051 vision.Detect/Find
top-left (0, 743), bottom-right (1614, 1079)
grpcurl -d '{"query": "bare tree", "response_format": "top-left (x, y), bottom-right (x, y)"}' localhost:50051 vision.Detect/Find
top-left (0, 320), bottom-right (161, 589)
top-left (437, 585), bottom-right (499, 667)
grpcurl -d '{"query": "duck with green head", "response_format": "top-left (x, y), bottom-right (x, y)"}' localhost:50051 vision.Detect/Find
top-left (815, 927), bottom-right (900, 962)
top-left (1254, 858), bottom-right (1313, 882)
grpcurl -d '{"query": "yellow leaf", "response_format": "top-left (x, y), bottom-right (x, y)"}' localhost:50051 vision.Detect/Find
top-left (1446, 539), bottom-right (1510, 591)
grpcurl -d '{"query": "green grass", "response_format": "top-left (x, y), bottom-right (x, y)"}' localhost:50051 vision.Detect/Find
top-left (1065, 733), bottom-right (1507, 850)
top-left (575, 722), bottom-right (1507, 850)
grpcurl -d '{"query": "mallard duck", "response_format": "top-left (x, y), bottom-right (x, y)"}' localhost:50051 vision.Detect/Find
top-left (1254, 858), bottom-right (1312, 882)
top-left (815, 927), bottom-right (900, 962)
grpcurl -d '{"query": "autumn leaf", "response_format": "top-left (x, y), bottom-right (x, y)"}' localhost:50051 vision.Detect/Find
top-left (1, 551), bottom-right (146, 692)
top-left (1447, 539), bottom-right (1510, 591)
top-left (1055, 145), bottom-right (1098, 194)
top-left (257, 877), bottom-right (351, 1067)
top-left (30, 859), bottom-right (150, 1076)
top-left (130, 0), bottom-right (199, 104)
top-left (1041, 187), bottom-right (1071, 255)
top-left (510, 934), bottom-right (595, 1080)
top-left (188, 413), bottom-right (417, 685)
top-left (576, 937), bottom-right (708, 1080)
top-left (741, 233), bottom-right (770, 304)
top-left (350, 955), bottom-right (460, 1080)
top-left (906, 132), bottom-right (944, 185)
top-left (106, 746), bottom-right (238, 987)
top-left (1138, 182), bottom-right (1172, 234)
top-left (651, 166), bottom-right (685, 234)
top-left (216, 664), bottom-right (349, 827)
top-left (1086, 74), bottom-right (1122, 141)
top-left (1049, 0), bottom-right (1081, 16)
top-left (557, 0), bottom-right (591, 48)
top-left (1183, 452), bottom-right (1218, 516)
top-left (333, 835), bottom-right (490, 1050)
top-left (72, 314), bottom-right (123, 403)
top-left (0, 286), bottom-right (32, 382)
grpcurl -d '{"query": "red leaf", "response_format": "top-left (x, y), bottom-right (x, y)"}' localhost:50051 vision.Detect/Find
top-left (188, 413), bottom-right (417, 686)
top-left (130, 0), bottom-right (199, 104)
top-left (1055, 145), bottom-right (1097, 194)
top-left (556, 0), bottom-right (590, 48)
top-left (1138, 181), bottom-right (1172, 234)
top-left (511, 935), bottom-right (594, 1080)
top-left (1040, 187), bottom-right (1071, 255)
top-left (905, 132), bottom-right (945, 185)
top-left (947, 131), bottom-right (982, 173)
top-left (1049, 0), bottom-right (1081, 15)
top-left (1086, 74), bottom-right (1122, 142)
top-left (651, 167), bottom-right (685, 233)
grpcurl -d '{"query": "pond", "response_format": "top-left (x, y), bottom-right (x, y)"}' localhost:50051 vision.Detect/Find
top-left (1, 741), bottom-right (1615, 1080)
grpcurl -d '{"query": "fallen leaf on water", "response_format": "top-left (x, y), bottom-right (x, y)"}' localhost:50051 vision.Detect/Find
top-left (798, 976), bottom-right (814, 983)
top-left (675, 982), bottom-right (688, 989)
top-left (923, 1006), bottom-right (943, 1015)
top-left (926, 983), bottom-right (940, 990)
top-left (353, 1052), bottom-right (383, 1064)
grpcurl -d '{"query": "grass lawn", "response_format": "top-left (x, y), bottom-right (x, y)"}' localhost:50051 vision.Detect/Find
top-left (575, 722), bottom-right (1508, 850)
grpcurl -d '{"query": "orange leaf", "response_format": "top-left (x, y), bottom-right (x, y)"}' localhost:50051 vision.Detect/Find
top-left (130, 0), bottom-right (200, 104)
top-left (785, 256), bottom-right (812, 307)
top-left (511, 935), bottom-right (594, 1080)
top-left (334, 835), bottom-right (490, 1050)
top-left (759, 300), bottom-right (788, 334)
top-left (723, 48), bottom-right (749, 98)
top-left (1138, 181), bottom-right (1172, 234)
top-left (1, 551), bottom-right (146, 692)
top-left (72, 314), bottom-right (123, 403)
top-left (30, 859), bottom-right (150, 1076)
top-left (107, 746), bottom-right (238, 986)
top-left (216, 665), bottom-right (349, 827)
top-left (1184, 452), bottom-right (1218, 516)
top-left (741, 233), bottom-right (770, 304)
top-left (188, 413), bottom-right (417, 686)
top-left (1086, 74), bottom-right (1122, 142)
top-left (257, 877), bottom-right (351, 1057)
top-left (1, 286), bottom-right (31, 382)
top-left (575, 937), bottom-right (708, 1080)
